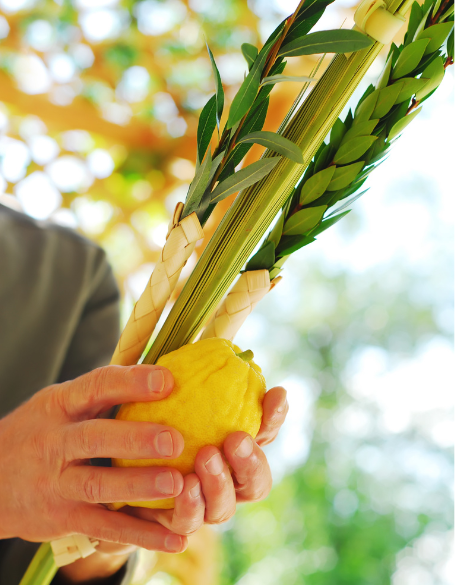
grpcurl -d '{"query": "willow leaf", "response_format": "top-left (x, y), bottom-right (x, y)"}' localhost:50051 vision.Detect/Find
top-left (197, 95), bottom-right (217, 163)
top-left (327, 161), bottom-right (364, 191)
top-left (334, 136), bottom-right (377, 165)
top-left (241, 43), bottom-right (258, 69)
top-left (372, 83), bottom-right (403, 118)
top-left (183, 150), bottom-right (212, 217)
top-left (210, 157), bottom-right (281, 203)
top-left (283, 205), bottom-right (327, 236)
top-left (339, 119), bottom-right (379, 146)
top-left (415, 57), bottom-right (445, 100)
top-left (326, 190), bottom-right (368, 217)
top-left (389, 107), bottom-right (422, 139)
top-left (245, 240), bottom-right (276, 271)
top-left (441, 4), bottom-right (454, 21)
top-left (416, 22), bottom-right (454, 55)
top-left (278, 29), bottom-right (373, 57)
top-left (237, 131), bottom-right (304, 164)
top-left (261, 74), bottom-right (316, 86)
top-left (309, 210), bottom-right (350, 237)
top-left (391, 39), bottom-right (430, 80)
top-left (206, 44), bottom-right (225, 129)
top-left (299, 166), bottom-right (335, 205)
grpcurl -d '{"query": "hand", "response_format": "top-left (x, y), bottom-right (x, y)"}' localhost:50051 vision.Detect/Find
top-left (0, 364), bottom-right (194, 553)
top-left (127, 386), bottom-right (288, 532)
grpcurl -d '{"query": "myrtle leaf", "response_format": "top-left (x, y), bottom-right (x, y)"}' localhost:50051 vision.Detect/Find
top-left (261, 74), bottom-right (316, 86)
top-left (283, 205), bottom-right (327, 236)
top-left (276, 234), bottom-right (316, 256)
top-left (245, 241), bottom-right (276, 271)
top-left (309, 210), bottom-right (350, 237)
top-left (278, 29), bottom-right (373, 57)
top-left (339, 119), bottom-right (379, 147)
top-left (183, 150), bottom-right (212, 217)
top-left (447, 29), bottom-right (454, 59)
top-left (389, 107), bottom-right (422, 139)
top-left (227, 40), bottom-right (272, 129)
top-left (329, 118), bottom-right (347, 150)
top-left (354, 89), bottom-right (380, 123)
top-left (299, 166), bottom-right (336, 205)
top-left (327, 161), bottom-right (364, 191)
top-left (413, 5), bottom-right (433, 42)
top-left (241, 43), bottom-right (258, 69)
top-left (391, 39), bottom-right (430, 80)
top-left (415, 57), bottom-right (445, 100)
top-left (206, 44), bottom-right (225, 130)
top-left (210, 157), bottom-right (281, 203)
top-left (394, 77), bottom-right (429, 103)
top-left (334, 136), bottom-right (377, 165)
top-left (237, 131), bottom-right (304, 164)
top-left (376, 55), bottom-right (393, 90)
top-left (405, 1), bottom-right (423, 46)
top-left (197, 95), bottom-right (217, 163)
top-left (314, 143), bottom-right (334, 173)
top-left (267, 212), bottom-right (285, 248)
top-left (372, 83), bottom-right (404, 118)
top-left (416, 22), bottom-right (454, 55)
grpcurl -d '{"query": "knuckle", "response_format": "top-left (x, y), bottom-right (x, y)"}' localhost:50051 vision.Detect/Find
top-left (84, 367), bottom-right (110, 409)
top-left (81, 470), bottom-right (103, 503)
top-left (207, 505), bottom-right (236, 525)
top-left (77, 422), bottom-right (97, 458)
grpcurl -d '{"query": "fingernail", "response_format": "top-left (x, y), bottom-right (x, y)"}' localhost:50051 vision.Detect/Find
top-left (165, 534), bottom-right (183, 552)
top-left (189, 482), bottom-right (201, 499)
top-left (148, 370), bottom-right (164, 393)
top-left (205, 453), bottom-right (224, 475)
top-left (156, 431), bottom-right (174, 457)
top-left (235, 436), bottom-right (254, 458)
top-left (156, 471), bottom-right (175, 495)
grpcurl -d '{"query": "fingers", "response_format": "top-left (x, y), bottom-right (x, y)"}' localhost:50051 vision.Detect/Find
top-left (194, 446), bottom-right (236, 524)
top-left (127, 474), bottom-right (205, 536)
top-left (59, 466), bottom-right (184, 504)
top-left (255, 386), bottom-right (288, 447)
top-left (223, 432), bottom-right (272, 503)
top-left (64, 419), bottom-right (184, 461)
top-left (54, 365), bottom-right (174, 420)
top-left (71, 504), bottom-right (188, 553)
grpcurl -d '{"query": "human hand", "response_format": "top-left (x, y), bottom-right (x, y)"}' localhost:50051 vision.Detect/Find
top-left (0, 364), bottom-right (196, 553)
top-left (126, 386), bottom-right (288, 532)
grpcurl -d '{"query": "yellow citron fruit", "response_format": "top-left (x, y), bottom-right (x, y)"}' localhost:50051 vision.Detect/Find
top-left (111, 337), bottom-right (266, 510)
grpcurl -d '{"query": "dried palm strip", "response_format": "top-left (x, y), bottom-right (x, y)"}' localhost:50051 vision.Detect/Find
top-left (201, 270), bottom-right (281, 341)
top-left (111, 202), bottom-right (204, 366)
top-left (144, 1), bottom-right (407, 365)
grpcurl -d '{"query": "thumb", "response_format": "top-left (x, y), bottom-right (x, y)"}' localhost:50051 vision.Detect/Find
top-left (53, 365), bottom-right (174, 420)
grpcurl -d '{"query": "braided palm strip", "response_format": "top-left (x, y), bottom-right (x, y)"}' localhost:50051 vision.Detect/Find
top-left (201, 270), bottom-right (281, 342)
top-left (111, 202), bottom-right (204, 366)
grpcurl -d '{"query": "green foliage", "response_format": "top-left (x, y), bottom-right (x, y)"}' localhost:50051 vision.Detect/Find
top-left (245, 240), bottom-right (276, 271)
top-left (278, 29), bottom-right (373, 57)
top-left (300, 167), bottom-right (336, 205)
top-left (197, 95), bottom-right (217, 164)
top-left (237, 131), bottom-right (304, 164)
top-left (391, 39), bottom-right (430, 79)
top-left (207, 43), bottom-right (225, 130)
top-left (241, 43), bottom-right (258, 69)
top-left (333, 137), bottom-right (377, 165)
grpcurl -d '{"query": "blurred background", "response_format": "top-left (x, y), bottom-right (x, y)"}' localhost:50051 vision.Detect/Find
top-left (0, 0), bottom-right (453, 584)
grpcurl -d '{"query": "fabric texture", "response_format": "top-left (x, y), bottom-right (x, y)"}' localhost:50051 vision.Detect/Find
top-left (0, 203), bottom-right (137, 584)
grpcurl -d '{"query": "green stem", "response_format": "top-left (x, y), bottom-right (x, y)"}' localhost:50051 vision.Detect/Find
top-left (19, 543), bottom-right (57, 585)
top-left (236, 349), bottom-right (254, 361)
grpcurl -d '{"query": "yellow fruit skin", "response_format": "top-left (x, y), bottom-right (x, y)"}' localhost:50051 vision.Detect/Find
top-left (111, 338), bottom-right (266, 510)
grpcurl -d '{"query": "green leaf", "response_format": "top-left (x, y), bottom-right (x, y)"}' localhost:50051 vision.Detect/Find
top-left (326, 189), bottom-right (368, 217)
top-left (447, 29), bottom-right (454, 59)
top-left (206, 44), bottom-right (225, 130)
top-left (389, 107), bottom-right (422, 139)
top-left (210, 157), bottom-right (281, 203)
top-left (197, 95), bottom-right (217, 163)
top-left (413, 5), bottom-right (433, 42)
top-left (277, 29), bottom-right (373, 58)
top-left (183, 149), bottom-right (212, 217)
top-left (376, 55), bottom-right (393, 89)
top-left (327, 162), bottom-right (364, 191)
top-left (245, 240), bottom-right (276, 271)
top-left (276, 234), bottom-right (316, 257)
top-left (299, 166), bottom-right (336, 205)
top-left (261, 74), bottom-right (316, 86)
top-left (391, 39), bottom-right (430, 79)
top-left (416, 22), bottom-right (454, 55)
top-left (314, 143), bottom-right (334, 173)
top-left (354, 89), bottom-right (379, 123)
top-left (334, 136), bottom-right (377, 165)
top-left (405, 2), bottom-right (423, 46)
top-left (441, 4), bottom-right (454, 21)
top-left (432, 0), bottom-right (443, 19)
top-left (394, 77), bottom-right (429, 103)
top-left (283, 9), bottom-right (326, 45)
top-left (207, 151), bottom-right (225, 183)
top-left (415, 56), bottom-right (445, 100)
top-left (309, 210), bottom-right (350, 237)
top-left (237, 131), bottom-right (304, 164)
top-left (241, 43), bottom-right (258, 69)
top-left (372, 83), bottom-right (404, 118)
top-left (329, 118), bottom-right (347, 150)
top-left (226, 39), bottom-right (272, 129)
top-left (339, 119), bottom-right (379, 147)
top-left (267, 212), bottom-right (285, 248)
top-left (283, 205), bottom-right (327, 236)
